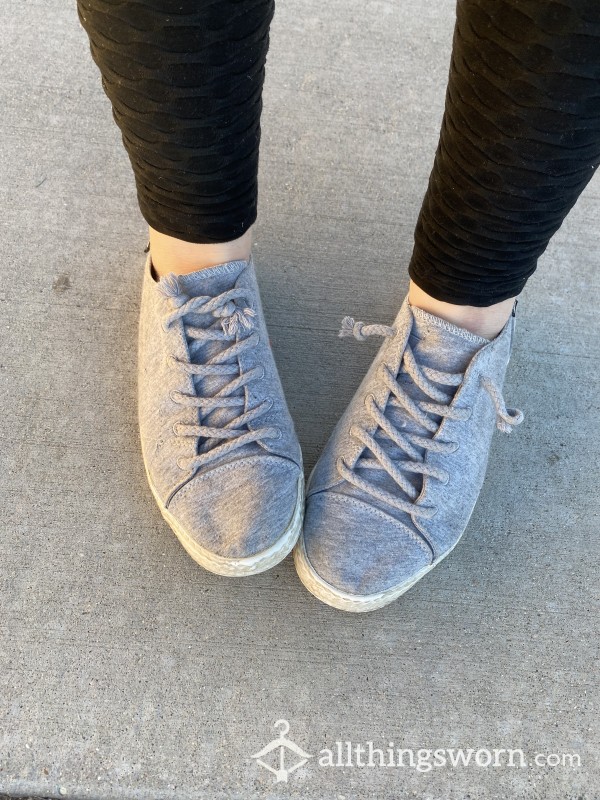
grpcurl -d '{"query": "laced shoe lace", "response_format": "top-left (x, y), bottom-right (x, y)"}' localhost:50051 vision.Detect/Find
top-left (337, 316), bottom-right (524, 519)
top-left (159, 274), bottom-right (279, 472)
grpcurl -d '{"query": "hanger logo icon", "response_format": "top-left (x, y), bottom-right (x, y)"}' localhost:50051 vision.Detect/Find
top-left (250, 720), bottom-right (312, 783)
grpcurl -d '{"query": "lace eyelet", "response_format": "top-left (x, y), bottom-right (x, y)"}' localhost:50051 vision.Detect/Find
top-left (258, 365), bottom-right (266, 380)
top-left (169, 390), bottom-right (181, 404)
top-left (441, 472), bottom-right (450, 486)
top-left (172, 423), bottom-right (181, 437)
top-left (176, 457), bottom-right (188, 471)
top-left (269, 427), bottom-right (282, 441)
top-left (462, 406), bottom-right (473, 420)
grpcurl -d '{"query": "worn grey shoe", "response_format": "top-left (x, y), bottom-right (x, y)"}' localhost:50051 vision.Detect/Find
top-left (294, 296), bottom-right (523, 611)
top-left (138, 248), bottom-right (303, 576)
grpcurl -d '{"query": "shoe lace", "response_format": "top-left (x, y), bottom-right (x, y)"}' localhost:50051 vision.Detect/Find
top-left (337, 316), bottom-right (524, 519)
top-left (160, 275), bottom-right (279, 472)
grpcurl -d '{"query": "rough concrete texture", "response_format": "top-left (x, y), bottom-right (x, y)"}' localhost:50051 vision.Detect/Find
top-left (1, 0), bottom-right (599, 798)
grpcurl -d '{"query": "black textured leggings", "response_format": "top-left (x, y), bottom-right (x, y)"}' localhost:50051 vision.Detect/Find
top-left (77, 0), bottom-right (600, 306)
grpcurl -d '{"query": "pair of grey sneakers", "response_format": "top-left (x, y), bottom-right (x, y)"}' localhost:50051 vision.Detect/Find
top-left (138, 249), bottom-right (523, 612)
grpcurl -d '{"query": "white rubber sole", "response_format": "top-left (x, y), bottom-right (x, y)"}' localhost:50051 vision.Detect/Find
top-left (144, 462), bottom-right (304, 577)
top-left (293, 531), bottom-right (461, 613)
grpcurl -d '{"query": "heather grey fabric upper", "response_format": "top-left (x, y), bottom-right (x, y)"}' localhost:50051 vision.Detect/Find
top-left (302, 296), bottom-right (521, 596)
top-left (137, 251), bottom-right (302, 558)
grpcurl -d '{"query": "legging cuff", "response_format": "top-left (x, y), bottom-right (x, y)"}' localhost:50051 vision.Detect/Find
top-left (408, 261), bottom-right (530, 306)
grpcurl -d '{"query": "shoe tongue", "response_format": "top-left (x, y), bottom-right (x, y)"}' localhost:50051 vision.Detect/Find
top-left (160, 259), bottom-right (251, 454)
top-left (356, 305), bottom-right (489, 507)
top-left (407, 305), bottom-right (489, 376)
top-left (175, 259), bottom-right (247, 298)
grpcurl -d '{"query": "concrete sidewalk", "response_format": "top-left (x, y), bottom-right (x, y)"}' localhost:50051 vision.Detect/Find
top-left (1, 0), bottom-right (599, 798)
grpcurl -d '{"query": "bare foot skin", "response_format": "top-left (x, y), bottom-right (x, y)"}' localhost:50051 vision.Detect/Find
top-left (408, 279), bottom-right (516, 340)
top-left (148, 226), bottom-right (253, 278)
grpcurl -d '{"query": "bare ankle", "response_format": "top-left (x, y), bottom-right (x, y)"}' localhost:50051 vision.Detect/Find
top-left (148, 226), bottom-right (253, 278)
top-left (408, 280), bottom-right (516, 340)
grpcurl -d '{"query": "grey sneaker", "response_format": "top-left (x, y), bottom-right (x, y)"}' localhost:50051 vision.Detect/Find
top-left (138, 248), bottom-right (304, 576)
top-left (294, 296), bottom-right (523, 612)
